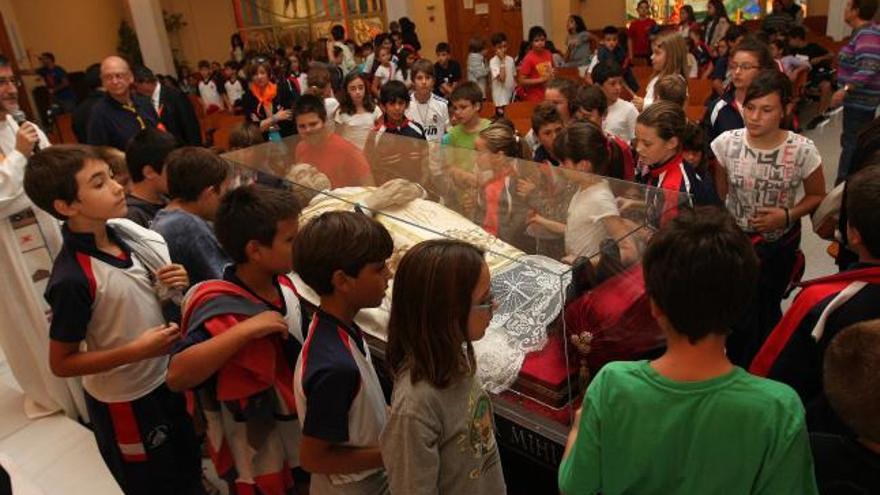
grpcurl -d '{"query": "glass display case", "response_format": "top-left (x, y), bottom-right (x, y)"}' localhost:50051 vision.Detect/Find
top-left (222, 129), bottom-right (687, 468)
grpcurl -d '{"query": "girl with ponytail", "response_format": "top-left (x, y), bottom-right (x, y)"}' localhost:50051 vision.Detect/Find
top-left (529, 122), bottom-right (638, 264)
top-left (472, 120), bottom-right (538, 250)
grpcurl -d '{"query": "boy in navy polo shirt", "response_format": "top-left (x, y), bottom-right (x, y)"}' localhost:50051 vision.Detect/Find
top-left (293, 211), bottom-right (393, 495)
top-left (364, 80), bottom-right (427, 185)
top-left (167, 184), bottom-right (306, 494)
top-left (124, 128), bottom-right (178, 228)
top-left (23, 145), bottom-right (202, 494)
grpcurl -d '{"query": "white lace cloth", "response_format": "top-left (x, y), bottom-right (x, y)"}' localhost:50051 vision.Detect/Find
top-left (293, 189), bottom-right (571, 392)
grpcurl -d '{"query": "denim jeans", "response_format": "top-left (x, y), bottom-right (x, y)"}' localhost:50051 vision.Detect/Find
top-left (837, 105), bottom-right (877, 183)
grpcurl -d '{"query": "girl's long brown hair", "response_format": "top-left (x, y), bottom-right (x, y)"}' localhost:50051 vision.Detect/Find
top-left (386, 239), bottom-right (485, 388)
top-left (553, 121), bottom-right (621, 178)
top-left (654, 32), bottom-right (689, 80)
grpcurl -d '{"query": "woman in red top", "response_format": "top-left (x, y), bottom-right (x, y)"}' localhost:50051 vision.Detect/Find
top-left (627, 0), bottom-right (657, 64)
top-left (517, 26), bottom-right (554, 103)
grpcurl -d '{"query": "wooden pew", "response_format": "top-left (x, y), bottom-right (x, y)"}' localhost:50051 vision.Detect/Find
top-left (503, 101), bottom-right (538, 135)
top-left (688, 78), bottom-right (714, 107)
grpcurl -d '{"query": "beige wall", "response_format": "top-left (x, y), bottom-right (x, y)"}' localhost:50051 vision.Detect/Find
top-left (807, 0), bottom-right (829, 16)
top-left (547, 0), bottom-right (575, 50)
top-left (161, 0), bottom-right (237, 68)
top-left (1, 0), bottom-right (832, 75)
top-left (407, 1), bottom-right (447, 58)
top-left (8, 0), bottom-right (125, 71)
top-left (571, 0), bottom-right (627, 31)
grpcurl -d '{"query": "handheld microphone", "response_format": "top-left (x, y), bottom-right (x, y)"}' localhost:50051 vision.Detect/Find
top-left (10, 109), bottom-right (27, 126)
top-left (11, 110), bottom-right (40, 152)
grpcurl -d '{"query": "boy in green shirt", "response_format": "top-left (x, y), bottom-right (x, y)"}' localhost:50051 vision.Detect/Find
top-left (559, 207), bottom-right (819, 495)
top-left (443, 81), bottom-right (490, 152)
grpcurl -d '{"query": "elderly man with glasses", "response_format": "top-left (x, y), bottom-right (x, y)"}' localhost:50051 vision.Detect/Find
top-left (86, 56), bottom-right (159, 150)
top-left (0, 54), bottom-right (86, 420)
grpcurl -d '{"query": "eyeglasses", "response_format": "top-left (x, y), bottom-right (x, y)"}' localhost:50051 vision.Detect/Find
top-left (0, 77), bottom-right (21, 87)
top-left (101, 72), bottom-right (130, 82)
top-left (729, 63), bottom-right (759, 73)
top-left (472, 294), bottom-right (497, 314)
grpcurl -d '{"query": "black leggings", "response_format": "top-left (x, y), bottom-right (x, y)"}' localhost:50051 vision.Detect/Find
top-left (727, 230), bottom-right (800, 367)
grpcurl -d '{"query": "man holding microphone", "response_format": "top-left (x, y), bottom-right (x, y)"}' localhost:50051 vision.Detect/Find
top-left (0, 54), bottom-right (85, 420)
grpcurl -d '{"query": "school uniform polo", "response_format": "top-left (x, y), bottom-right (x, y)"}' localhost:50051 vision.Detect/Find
top-left (46, 222), bottom-right (168, 402)
top-left (364, 118), bottom-right (427, 185)
top-left (706, 91), bottom-right (744, 147)
top-left (294, 307), bottom-right (388, 494)
top-left (641, 153), bottom-right (719, 227)
top-left (45, 219), bottom-right (201, 493)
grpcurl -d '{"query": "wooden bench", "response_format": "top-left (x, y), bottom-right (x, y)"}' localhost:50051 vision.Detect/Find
top-left (503, 101), bottom-right (538, 135)
top-left (685, 105), bottom-right (705, 123)
top-left (688, 78), bottom-right (714, 107)
top-left (554, 67), bottom-right (584, 84)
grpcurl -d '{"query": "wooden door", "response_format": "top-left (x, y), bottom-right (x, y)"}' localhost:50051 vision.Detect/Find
top-left (443, 0), bottom-right (524, 76)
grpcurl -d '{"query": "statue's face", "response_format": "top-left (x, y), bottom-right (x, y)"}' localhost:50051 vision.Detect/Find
top-left (288, 163), bottom-right (332, 192)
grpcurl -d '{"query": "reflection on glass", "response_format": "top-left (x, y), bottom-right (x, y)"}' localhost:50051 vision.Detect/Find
top-left (224, 130), bottom-right (686, 427)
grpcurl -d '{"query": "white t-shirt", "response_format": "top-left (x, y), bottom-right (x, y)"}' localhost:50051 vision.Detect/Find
top-left (687, 53), bottom-right (699, 78)
top-left (336, 106), bottom-right (383, 149)
top-left (603, 99), bottom-right (639, 144)
top-left (393, 68), bottom-right (411, 88)
top-left (711, 129), bottom-right (822, 242)
top-left (374, 63), bottom-right (395, 88)
top-left (198, 78), bottom-right (224, 110)
top-left (565, 181), bottom-right (620, 258)
top-left (296, 73), bottom-right (309, 93)
top-left (324, 97), bottom-right (340, 120)
top-left (225, 78), bottom-right (245, 103)
top-left (643, 76), bottom-right (658, 108)
top-left (406, 93), bottom-right (449, 142)
top-left (489, 55), bottom-right (516, 107)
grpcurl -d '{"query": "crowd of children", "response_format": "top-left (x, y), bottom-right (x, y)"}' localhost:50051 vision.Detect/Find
top-left (7, 3), bottom-right (880, 494)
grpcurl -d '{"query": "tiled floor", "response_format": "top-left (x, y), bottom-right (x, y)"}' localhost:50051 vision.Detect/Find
top-left (0, 112), bottom-right (848, 493)
top-left (788, 112), bottom-right (843, 302)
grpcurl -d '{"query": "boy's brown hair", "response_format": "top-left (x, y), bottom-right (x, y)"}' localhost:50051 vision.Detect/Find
top-left (215, 184), bottom-right (302, 264)
top-left (24, 144), bottom-right (101, 220)
top-left (306, 66), bottom-right (331, 96)
top-left (655, 75), bottom-right (688, 107)
top-left (571, 85), bottom-right (608, 117)
top-left (94, 146), bottom-right (128, 180)
top-left (531, 101), bottom-right (563, 133)
top-left (449, 81), bottom-right (483, 106)
top-left (164, 147), bottom-right (230, 202)
top-left (824, 320), bottom-right (880, 442)
top-left (637, 100), bottom-right (687, 145)
top-left (643, 207), bottom-right (759, 343)
top-left (228, 123), bottom-right (265, 150)
top-left (293, 211), bottom-right (393, 295)
top-left (411, 58), bottom-right (434, 79)
top-left (846, 165), bottom-right (880, 259)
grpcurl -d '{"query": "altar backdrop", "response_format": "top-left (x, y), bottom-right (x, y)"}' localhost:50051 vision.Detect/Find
top-left (626, 0), bottom-right (762, 24)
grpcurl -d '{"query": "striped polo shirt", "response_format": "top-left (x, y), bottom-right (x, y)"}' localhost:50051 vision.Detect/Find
top-left (45, 220), bottom-right (169, 402)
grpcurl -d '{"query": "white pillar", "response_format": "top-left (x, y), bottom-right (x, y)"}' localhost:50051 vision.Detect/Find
top-left (826, 0), bottom-right (850, 41)
top-left (522, 0), bottom-right (551, 38)
top-left (127, 0), bottom-right (176, 74)
top-left (386, 0), bottom-right (410, 23)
